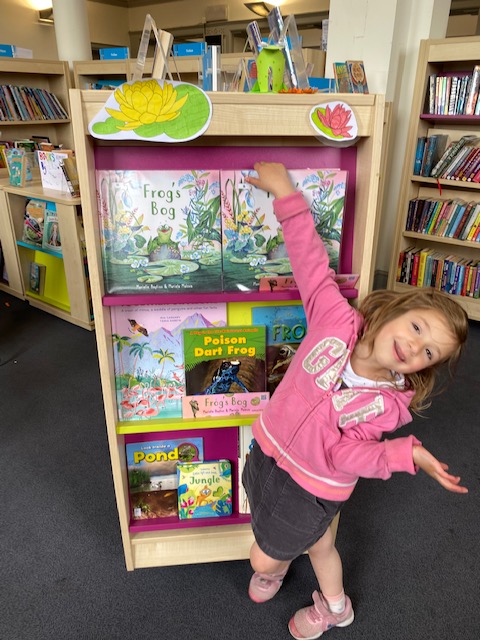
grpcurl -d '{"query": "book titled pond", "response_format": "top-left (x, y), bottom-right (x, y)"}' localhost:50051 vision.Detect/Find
top-left (126, 437), bottom-right (204, 520)
top-left (96, 169), bottom-right (222, 293)
top-left (182, 325), bottom-right (269, 418)
top-left (221, 168), bottom-right (348, 292)
top-left (111, 302), bottom-right (227, 421)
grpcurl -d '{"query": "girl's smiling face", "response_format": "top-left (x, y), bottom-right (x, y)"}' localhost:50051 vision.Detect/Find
top-left (371, 308), bottom-right (458, 376)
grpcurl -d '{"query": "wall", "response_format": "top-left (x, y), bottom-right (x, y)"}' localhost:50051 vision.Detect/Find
top-left (0, 0), bottom-right (58, 59)
top-left (88, 1), bottom-right (129, 47)
top-left (127, 0), bottom-right (329, 32)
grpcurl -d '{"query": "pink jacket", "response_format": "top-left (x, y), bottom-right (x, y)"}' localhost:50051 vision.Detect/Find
top-left (252, 192), bottom-right (421, 502)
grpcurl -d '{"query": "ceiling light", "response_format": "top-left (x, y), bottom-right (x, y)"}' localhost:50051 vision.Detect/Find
top-left (39, 8), bottom-right (54, 24)
top-left (244, 2), bottom-right (274, 18)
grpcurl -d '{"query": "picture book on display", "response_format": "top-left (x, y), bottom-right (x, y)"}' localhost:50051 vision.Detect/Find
top-left (181, 325), bottom-right (269, 418)
top-left (238, 424), bottom-right (254, 514)
top-left (29, 261), bottom-right (46, 295)
top-left (221, 168), bottom-right (347, 292)
top-left (177, 459), bottom-right (233, 519)
top-left (42, 207), bottom-right (62, 254)
top-left (126, 437), bottom-right (204, 520)
top-left (111, 302), bottom-right (227, 421)
top-left (96, 170), bottom-right (222, 294)
top-left (37, 150), bottom-right (72, 192)
top-left (251, 305), bottom-right (307, 395)
top-left (22, 199), bottom-right (46, 247)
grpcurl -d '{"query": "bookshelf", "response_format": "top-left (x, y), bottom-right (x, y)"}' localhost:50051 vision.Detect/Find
top-left (0, 58), bottom-right (74, 155)
top-left (388, 37), bottom-right (480, 320)
top-left (72, 50), bottom-right (326, 89)
top-left (0, 58), bottom-right (93, 329)
top-left (0, 180), bottom-right (93, 330)
top-left (70, 88), bottom-right (387, 570)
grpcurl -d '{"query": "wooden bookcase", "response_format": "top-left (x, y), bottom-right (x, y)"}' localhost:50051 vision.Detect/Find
top-left (0, 58), bottom-right (93, 330)
top-left (387, 36), bottom-right (480, 320)
top-left (72, 50), bottom-right (325, 89)
top-left (70, 88), bottom-right (387, 570)
top-left (0, 181), bottom-right (93, 330)
top-left (0, 58), bottom-right (74, 153)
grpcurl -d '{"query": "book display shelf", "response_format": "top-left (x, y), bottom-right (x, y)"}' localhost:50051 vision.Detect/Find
top-left (388, 37), bottom-right (480, 320)
top-left (72, 50), bottom-right (325, 89)
top-left (0, 59), bottom-right (93, 330)
top-left (70, 88), bottom-right (387, 570)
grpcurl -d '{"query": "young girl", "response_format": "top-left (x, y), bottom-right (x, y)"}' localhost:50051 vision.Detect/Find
top-left (242, 162), bottom-right (469, 640)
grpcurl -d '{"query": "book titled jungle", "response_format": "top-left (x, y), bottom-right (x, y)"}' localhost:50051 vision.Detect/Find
top-left (111, 302), bottom-right (227, 421)
top-left (177, 459), bottom-right (232, 519)
top-left (127, 437), bottom-right (204, 520)
top-left (96, 169), bottom-right (222, 293)
top-left (252, 304), bottom-right (307, 395)
top-left (181, 325), bottom-right (269, 418)
top-left (221, 168), bottom-right (347, 292)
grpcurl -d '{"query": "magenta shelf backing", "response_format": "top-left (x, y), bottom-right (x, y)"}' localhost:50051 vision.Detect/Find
top-left (125, 427), bottom-right (249, 534)
top-left (94, 144), bottom-right (358, 278)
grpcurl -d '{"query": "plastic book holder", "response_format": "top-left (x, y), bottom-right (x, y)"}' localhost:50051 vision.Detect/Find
top-left (132, 13), bottom-right (175, 82)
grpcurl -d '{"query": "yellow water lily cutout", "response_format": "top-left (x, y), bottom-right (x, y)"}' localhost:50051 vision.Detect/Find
top-left (107, 80), bottom-right (188, 128)
top-left (89, 78), bottom-right (212, 142)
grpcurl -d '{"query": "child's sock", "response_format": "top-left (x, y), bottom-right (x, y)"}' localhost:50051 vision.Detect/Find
top-left (323, 590), bottom-right (346, 613)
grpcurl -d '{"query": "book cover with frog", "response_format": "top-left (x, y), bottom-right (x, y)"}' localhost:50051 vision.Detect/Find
top-left (181, 325), bottom-right (269, 418)
top-left (177, 459), bottom-right (233, 519)
top-left (221, 168), bottom-right (347, 292)
top-left (96, 169), bottom-right (222, 293)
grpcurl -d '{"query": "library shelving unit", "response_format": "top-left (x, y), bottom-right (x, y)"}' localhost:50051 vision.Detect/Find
top-left (0, 180), bottom-right (93, 330)
top-left (72, 50), bottom-right (325, 89)
top-left (387, 36), bottom-right (480, 320)
top-left (0, 58), bottom-right (74, 151)
top-left (70, 88), bottom-right (387, 570)
top-left (0, 58), bottom-right (93, 330)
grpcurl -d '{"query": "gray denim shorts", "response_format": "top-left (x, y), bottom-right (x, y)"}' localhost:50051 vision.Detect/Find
top-left (242, 441), bottom-right (344, 561)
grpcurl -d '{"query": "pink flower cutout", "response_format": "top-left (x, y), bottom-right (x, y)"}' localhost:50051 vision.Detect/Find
top-left (317, 103), bottom-right (353, 138)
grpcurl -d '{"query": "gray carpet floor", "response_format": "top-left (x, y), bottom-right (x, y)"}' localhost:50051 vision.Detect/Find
top-left (1, 290), bottom-right (479, 640)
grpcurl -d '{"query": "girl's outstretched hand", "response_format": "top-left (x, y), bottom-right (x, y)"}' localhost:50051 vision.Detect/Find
top-left (413, 444), bottom-right (468, 493)
top-left (246, 162), bottom-right (296, 200)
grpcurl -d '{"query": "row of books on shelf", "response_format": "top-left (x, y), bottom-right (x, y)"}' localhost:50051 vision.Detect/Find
top-left (413, 134), bottom-right (480, 179)
top-left (406, 196), bottom-right (480, 241)
top-left (126, 426), bottom-right (253, 525)
top-left (112, 302), bottom-right (305, 423)
top-left (426, 66), bottom-right (480, 116)
top-left (0, 84), bottom-right (68, 122)
top-left (96, 167), bottom-right (348, 294)
top-left (397, 246), bottom-right (480, 297)
top-left (1, 143), bottom-right (80, 196)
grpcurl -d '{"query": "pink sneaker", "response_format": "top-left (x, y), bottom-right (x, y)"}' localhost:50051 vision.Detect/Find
top-left (248, 568), bottom-right (288, 603)
top-left (288, 591), bottom-right (354, 639)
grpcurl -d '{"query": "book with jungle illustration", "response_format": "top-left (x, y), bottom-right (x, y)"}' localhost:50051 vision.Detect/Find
top-left (181, 325), bottom-right (269, 418)
top-left (96, 169), bottom-right (222, 293)
top-left (177, 459), bottom-right (233, 519)
top-left (221, 168), bottom-right (347, 292)
top-left (126, 437), bottom-right (204, 520)
top-left (111, 302), bottom-right (227, 421)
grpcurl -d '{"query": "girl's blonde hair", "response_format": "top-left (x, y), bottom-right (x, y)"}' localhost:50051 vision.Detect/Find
top-left (358, 288), bottom-right (469, 412)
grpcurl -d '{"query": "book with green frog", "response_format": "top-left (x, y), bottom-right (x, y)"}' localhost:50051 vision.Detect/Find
top-left (96, 169), bottom-right (222, 293)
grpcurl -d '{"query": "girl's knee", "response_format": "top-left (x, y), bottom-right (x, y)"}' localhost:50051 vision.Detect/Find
top-left (250, 542), bottom-right (289, 574)
top-left (308, 528), bottom-right (335, 557)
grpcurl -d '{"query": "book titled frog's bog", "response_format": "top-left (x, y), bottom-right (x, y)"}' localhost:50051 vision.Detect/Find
top-left (96, 169), bottom-right (222, 293)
